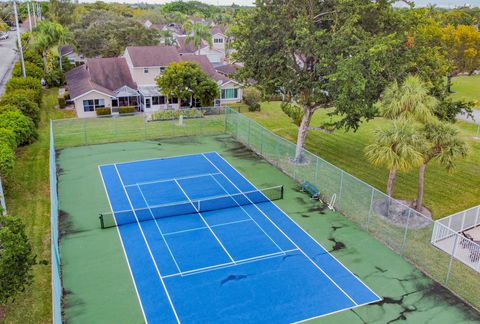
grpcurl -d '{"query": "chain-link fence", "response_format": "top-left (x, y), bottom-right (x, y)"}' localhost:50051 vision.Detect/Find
top-left (50, 121), bottom-right (62, 324)
top-left (52, 108), bottom-right (226, 149)
top-left (224, 107), bottom-right (480, 307)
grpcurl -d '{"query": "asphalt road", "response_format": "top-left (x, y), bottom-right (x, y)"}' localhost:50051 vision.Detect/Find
top-left (0, 30), bottom-right (19, 96)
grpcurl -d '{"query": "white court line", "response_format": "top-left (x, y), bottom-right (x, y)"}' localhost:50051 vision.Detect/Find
top-left (136, 184), bottom-right (182, 274)
top-left (114, 164), bottom-right (181, 324)
top-left (210, 151), bottom-right (381, 302)
top-left (162, 248), bottom-right (299, 279)
top-left (201, 153), bottom-right (358, 306)
top-left (163, 218), bottom-right (253, 237)
top-left (125, 172), bottom-right (221, 188)
top-left (173, 179), bottom-right (237, 264)
top-left (98, 166), bottom-right (148, 324)
top-left (99, 152), bottom-right (205, 168)
top-left (207, 173), bottom-right (285, 254)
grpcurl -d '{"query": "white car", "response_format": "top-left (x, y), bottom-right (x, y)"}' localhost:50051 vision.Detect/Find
top-left (0, 32), bottom-right (8, 40)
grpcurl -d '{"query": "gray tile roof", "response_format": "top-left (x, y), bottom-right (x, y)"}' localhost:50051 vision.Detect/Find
top-left (126, 45), bottom-right (181, 67)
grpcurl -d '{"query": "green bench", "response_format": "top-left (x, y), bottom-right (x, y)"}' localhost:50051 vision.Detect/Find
top-left (300, 180), bottom-right (320, 199)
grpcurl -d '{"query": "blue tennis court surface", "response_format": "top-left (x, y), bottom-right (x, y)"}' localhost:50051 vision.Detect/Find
top-left (99, 152), bottom-right (380, 323)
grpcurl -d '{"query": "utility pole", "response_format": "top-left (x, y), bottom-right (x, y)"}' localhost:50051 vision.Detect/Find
top-left (13, 0), bottom-right (26, 78)
top-left (27, 2), bottom-right (33, 33)
top-left (32, 2), bottom-right (37, 27)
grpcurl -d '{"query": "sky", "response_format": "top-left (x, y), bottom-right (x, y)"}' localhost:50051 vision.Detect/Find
top-left (74, 0), bottom-right (480, 7)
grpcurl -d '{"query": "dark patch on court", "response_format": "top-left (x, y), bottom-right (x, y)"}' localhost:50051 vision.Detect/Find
top-left (63, 288), bottom-right (86, 322)
top-left (220, 274), bottom-right (248, 286)
top-left (327, 225), bottom-right (346, 252)
top-left (59, 210), bottom-right (87, 238)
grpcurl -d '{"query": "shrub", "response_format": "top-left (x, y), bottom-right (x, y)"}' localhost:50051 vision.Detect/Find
top-left (45, 70), bottom-right (65, 87)
top-left (58, 97), bottom-right (66, 109)
top-left (242, 87), bottom-right (262, 112)
top-left (3, 89), bottom-right (40, 106)
top-left (118, 106), bottom-right (136, 114)
top-left (0, 93), bottom-right (40, 126)
top-left (64, 91), bottom-right (70, 100)
top-left (0, 105), bottom-right (21, 114)
top-left (23, 49), bottom-right (44, 69)
top-left (0, 142), bottom-right (15, 177)
top-left (0, 128), bottom-right (17, 150)
top-left (12, 61), bottom-right (44, 80)
top-left (96, 107), bottom-right (111, 116)
top-left (151, 109), bottom-right (203, 121)
top-left (5, 77), bottom-right (42, 104)
top-left (0, 111), bottom-right (37, 146)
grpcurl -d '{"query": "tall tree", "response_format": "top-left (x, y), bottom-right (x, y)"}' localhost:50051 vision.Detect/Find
top-left (232, 0), bottom-right (418, 162)
top-left (156, 61), bottom-right (219, 106)
top-left (185, 23), bottom-right (212, 55)
top-left (365, 122), bottom-right (424, 197)
top-left (415, 122), bottom-right (468, 211)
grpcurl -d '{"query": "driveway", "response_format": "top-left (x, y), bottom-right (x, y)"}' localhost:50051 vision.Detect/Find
top-left (0, 31), bottom-right (19, 96)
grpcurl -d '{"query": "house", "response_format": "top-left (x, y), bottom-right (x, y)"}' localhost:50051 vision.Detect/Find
top-left (59, 44), bottom-right (84, 65)
top-left (65, 46), bottom-right (242, 117)
top-left (174, 26), bottom-right (228, 65)
top-left (65, 57), bottom-right (139, 118)
top-left (180, 54), bottom-right (243, 104)
top-left (124, 45), bottom-right (182, 111)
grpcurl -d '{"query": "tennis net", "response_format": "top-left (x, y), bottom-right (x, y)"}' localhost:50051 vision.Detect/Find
top-left (100, 185), bottom-right (284, 229)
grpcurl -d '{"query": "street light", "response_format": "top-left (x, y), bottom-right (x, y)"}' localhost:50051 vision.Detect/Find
top-left (13, 0), bottom-right (26, 78)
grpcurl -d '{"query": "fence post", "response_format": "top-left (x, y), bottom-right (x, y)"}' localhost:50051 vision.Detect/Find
top-left (445, 233), bottom-right (459, 287)
top-left (366, 187), bottom-right (375, 230)
top-left (338, 171), bottom-right (344, 209)
top-left (475, 206), bottom-right (480, 227)
top-left (83, 119), bottom-right (87, 145)
top-left (400, 209), bottom-right (412, 256)
top-left (461, 211), bottom-right (466, 231)
top-left (314, 157), bottom-right (319, 185)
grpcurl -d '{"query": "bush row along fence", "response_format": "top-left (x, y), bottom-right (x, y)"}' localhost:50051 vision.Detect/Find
top-left (50, 121), bottom-right (62, 324)
top-left (223, 108), bottom-right (480, 308)
top-left (432, 205), bottom-right (480, 272)
top-left (51, 108), bottom-right (480, 310)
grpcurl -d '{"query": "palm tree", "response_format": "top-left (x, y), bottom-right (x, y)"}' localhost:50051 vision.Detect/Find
top-left (185, 23), bottom-right (212, 55)
top-left (159, 30), bottom-right (175, 46)
top-left (365, 121), bottom-right (424, 197)
top-left (378, 75), bottom-right (438, 124)
top-left (415, 122), bottom-right (468, 211)
top-left (33, 21), bottom-right (74, 73)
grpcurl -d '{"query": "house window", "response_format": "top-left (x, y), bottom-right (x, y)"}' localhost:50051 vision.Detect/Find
top-left (160, 67), bottom-right (166, 73)
top-left (169, 97), bottom-right (178, 104)
top-left (83, 99), bottom-right (105, 112)
top-left (221, 88), bottom-right (238, 100)
top-left (144, 68), bottom-right (149, 73)
top-left (112, 99), bottom-right (118, 107)
top-left (214, 38), bottom-right (224, 44)
top-left (152, 96), bottom-right (165, 105)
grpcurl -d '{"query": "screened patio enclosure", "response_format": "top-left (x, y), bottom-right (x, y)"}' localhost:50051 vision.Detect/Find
top-left (112, 86), bottom-right (140, 112)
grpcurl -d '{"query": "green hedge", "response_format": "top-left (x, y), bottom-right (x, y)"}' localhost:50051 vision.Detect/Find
top-left (118, 106), bottom-right (136, 114)
top-left (12, 61), bottom-right (44, 80)
top-left (96, 107), bottom-right (111, 116)
top-left (151, 109), bottom-right (203, 121)
top-left (58, 97), bottom-right (66, 109)
top-left (23, 49), bottom-right (44, 69)
top-left (0, 142), bottom-right (15, 177)
top-left (0, 105), bottom-right (21, 115)
top-left (5, 77), bottom-right (42, 105)
top-left (0, 128), bottom-right (17, 150)
top-left (0, 111), bottom-right (37, 146)
top-left (0, 93), bottom-right (40, 126)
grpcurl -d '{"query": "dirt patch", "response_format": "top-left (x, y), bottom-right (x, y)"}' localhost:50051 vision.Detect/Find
top-left (373, 199), bottom-right (432, 229)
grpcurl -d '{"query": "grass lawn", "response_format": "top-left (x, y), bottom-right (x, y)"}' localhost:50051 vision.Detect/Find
top-left (243, 102), bottom-right (480, 219)
top-left (451, 75), bottom-right (480, 107)
top-left (2, 88), bottom-right (75, 323)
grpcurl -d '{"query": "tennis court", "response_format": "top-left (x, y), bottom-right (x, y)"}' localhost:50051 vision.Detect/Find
top-left (98, 151), bottom-right (380, 323)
